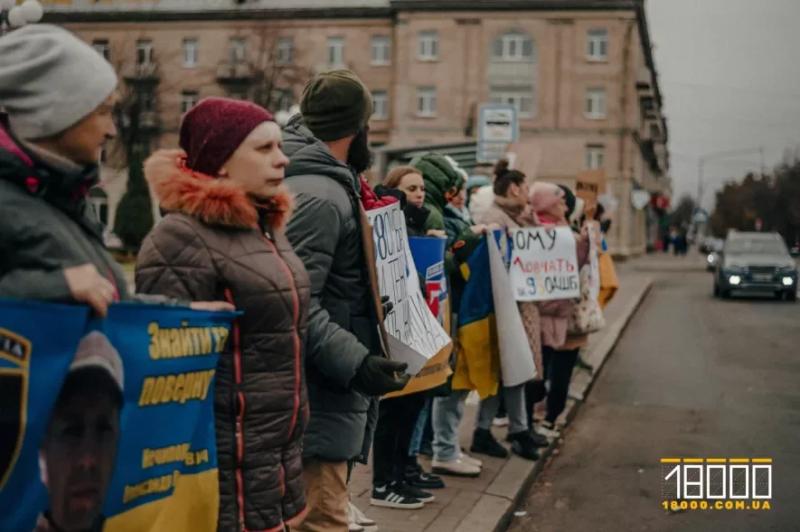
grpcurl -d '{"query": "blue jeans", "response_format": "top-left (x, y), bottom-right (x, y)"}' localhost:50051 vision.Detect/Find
top-left (432, 389), bottom-right (470, 462)
top-left (408, 397), bottom-right (431, 457)
top-left (477, 383), bottom-right (528, 434)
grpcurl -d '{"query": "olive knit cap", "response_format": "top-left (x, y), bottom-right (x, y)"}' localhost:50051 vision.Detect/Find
top-left (300, 69), bottom-right (373, 141)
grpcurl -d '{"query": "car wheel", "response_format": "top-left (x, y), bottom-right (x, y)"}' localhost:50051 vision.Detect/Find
top-left (787, 291), bottom-right (797, 302)
top-left (721, 289), bottom-right (731, 299)
top-left (775, 291), bottom-right (784, 301)
top-left (713, 283), bottom-right (720, 297)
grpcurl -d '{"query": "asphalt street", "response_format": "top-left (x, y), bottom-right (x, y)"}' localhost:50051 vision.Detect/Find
top-left (508, 261), bottom-right (800, 532)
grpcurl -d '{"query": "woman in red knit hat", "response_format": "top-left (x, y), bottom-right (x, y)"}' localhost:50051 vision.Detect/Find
top-left (135, 97), bottom-right (312, 531)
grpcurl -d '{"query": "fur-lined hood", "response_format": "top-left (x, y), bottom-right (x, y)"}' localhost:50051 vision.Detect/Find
top-left (144, 149), bottom-right (293, 230)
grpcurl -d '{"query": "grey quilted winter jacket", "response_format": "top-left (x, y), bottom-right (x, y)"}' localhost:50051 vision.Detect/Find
top-left (135, 151), bottom-right (311, 531)
top-left (282, 115), bottom-right (380, 463)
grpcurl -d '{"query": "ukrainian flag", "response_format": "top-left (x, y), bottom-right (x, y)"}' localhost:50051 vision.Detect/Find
top-left (451, 237), bottom-right (501, 399)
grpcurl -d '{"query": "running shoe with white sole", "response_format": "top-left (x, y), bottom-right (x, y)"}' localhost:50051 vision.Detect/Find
top-left (370, 484), bottom-right (424, 509)
top-left (431, 457), bottom-right (481, 477)
top-left (348, 501), bottom-right (377, 529)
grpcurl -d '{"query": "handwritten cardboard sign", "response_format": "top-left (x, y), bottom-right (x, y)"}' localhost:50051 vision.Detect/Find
top-left (509, 227), bottom-right (580, 301)
top-left (367, 203), bottom-right (452, 376)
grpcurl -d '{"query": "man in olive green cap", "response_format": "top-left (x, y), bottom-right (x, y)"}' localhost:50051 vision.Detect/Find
top-left (283, 71), bottom-right (411, 529)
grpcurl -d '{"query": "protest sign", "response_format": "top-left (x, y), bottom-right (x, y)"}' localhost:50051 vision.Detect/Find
top-left (487, 232), bottom-right (537, 386)
top-left (0, 299), bottom-right (235, 532)
top-left (409, 236), bottom-right (448, 325)
top-left (367, 204), bottom-right (452, 377)
top-left (575, 169), bottom-right (605, 216)
top-left (384, 236), bottom-right (452, 398)
top-left (509, 226), bottom-right (581, 301)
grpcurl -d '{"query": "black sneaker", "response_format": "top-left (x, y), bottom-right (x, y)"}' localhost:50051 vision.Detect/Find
top-left (370, 484), bottom-right (424, 509)
top-left (396, 481), bottom-right (435, 503)
top-left (505, 428), bottom-right (548, 448)
top-left (470, 428), bottom-right (509, 458)
top-left (404, 464), bottom-right (446, 489)
top-left (508, 431), bottom-right (540, 461)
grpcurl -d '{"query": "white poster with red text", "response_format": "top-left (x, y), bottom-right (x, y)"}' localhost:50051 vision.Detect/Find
top-left (508, 227), bottom-right (580, 302)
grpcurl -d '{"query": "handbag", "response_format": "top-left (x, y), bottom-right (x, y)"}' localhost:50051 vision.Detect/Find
top-left (567, 264), bottom-right (606, 335)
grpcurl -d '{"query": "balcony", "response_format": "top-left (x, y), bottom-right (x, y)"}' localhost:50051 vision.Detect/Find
top-left (123, 62), bottom-right (160, 85)
top-left (216, 62), bottom-right (255, 85)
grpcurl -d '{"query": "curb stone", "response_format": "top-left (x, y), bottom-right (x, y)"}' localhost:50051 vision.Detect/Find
top-left (455, 277), bottom-right (655, 532)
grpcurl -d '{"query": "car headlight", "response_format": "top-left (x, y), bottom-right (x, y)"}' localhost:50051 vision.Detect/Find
top-left (782, 277), bottom-right (795, 286)
top-left (729, 275), bottom-right (742, 286)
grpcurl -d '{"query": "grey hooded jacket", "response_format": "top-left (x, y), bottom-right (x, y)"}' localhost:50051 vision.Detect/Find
top-left (282, 115), bottom-right (379, 463)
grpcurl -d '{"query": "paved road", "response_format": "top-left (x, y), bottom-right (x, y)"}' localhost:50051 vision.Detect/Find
top-left (508, 263), bottom-right (800, 532)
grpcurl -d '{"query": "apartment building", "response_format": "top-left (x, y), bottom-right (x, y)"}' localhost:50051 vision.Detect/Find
top-left (42, 0), bottom-right (670, 255)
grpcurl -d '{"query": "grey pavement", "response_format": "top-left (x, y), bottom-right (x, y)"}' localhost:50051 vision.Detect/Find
top-left (508, 254), bottom-right (800, 532)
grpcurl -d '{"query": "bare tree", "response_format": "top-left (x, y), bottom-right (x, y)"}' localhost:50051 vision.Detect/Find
top-left (229, 27), bottom-right (312, 115)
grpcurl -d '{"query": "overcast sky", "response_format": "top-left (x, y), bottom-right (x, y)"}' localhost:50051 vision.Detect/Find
top-left (645, 0), bottom-right (800, 210)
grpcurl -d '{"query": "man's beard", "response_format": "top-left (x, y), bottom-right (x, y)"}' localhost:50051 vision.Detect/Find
top-left (347, 127), bottom-right (373, 174)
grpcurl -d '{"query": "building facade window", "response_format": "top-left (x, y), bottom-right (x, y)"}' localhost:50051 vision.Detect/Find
top-left (272, 89), bottom-right (294, 112)
top-left (587, 29), bottom-right (608, 61)
top-left (585, 87), bottom-right (607, 119)
top-left (139, 90), bottom-right (155, 113)
top-left (492, 31), bottom-right (533, 62)
top-left (416, 87), bottom-right (437, 117)
top-left (229, 37), bottom-right (247, 64)
top-left (277, 37), bottom-right (293, 65)
top-left (490, 87), bottom-right (534, 118)
top-left (228, 89), bottom-right (249, 101)
top-left (92, 39), bottom-right (110, 61)
top-left (372, 90), bottom-right (389, 120)
top-left (181, 91), bottom-right (199, 114)
top-left (586, 145), bottom-right (605, 169)
top-left (327, 36), bottom-right (345, 67)
top-left (182, 38), bottom-right (198, 68)
top-left (417, 31), bottom-right (439, 61)
top-left (136, 39), bottom-right (153, 66)
top-left (371, 36), bottom-right (391, 65)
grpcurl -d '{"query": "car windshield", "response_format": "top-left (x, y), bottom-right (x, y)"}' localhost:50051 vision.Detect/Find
top-left (725, 239), bottom-right (787, 255)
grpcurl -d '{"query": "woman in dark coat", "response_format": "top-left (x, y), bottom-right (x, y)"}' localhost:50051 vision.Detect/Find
top-left (136, 98), bottom-right (311, 531)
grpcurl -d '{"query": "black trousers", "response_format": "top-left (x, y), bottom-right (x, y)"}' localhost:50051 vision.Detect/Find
top-left (542, 346), bottom-right (579, 424)
top-left (372, 392), bottom-right (428, 486)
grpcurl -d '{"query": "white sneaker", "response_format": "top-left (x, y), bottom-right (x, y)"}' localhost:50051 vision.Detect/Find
top-left (492, 416), bottom-right (509, 427)
top-left (431, 457), bottom-right (481, 477)
top-left (349, 501), bottom-right (377, 529)
top-left (459, 452), bottom-right (483, 468)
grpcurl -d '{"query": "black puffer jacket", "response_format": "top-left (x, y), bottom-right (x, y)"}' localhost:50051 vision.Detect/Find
top-left (135, 152), bottom-right (311, 531)
top-left (0, 125), bottom-right (128, 300)
top-left (282, 115), bottom-right (380, 463)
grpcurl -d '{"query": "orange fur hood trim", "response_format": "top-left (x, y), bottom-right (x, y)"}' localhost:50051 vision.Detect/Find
top-left (144, 149), bottom-right (293, 230)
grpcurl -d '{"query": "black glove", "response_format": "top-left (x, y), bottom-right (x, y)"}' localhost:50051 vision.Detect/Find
top-left (527, 379), bottom-right (547, 404)
top-left (351, 356), bottom-right (410, 396)
top-left (380, 295), bottom-right (393, 318)
top-left (373, 185), bottom-right (407, 208)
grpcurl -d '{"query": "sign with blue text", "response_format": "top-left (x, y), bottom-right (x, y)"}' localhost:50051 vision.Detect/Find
top-left (0, 299), bottom-right (235, 532)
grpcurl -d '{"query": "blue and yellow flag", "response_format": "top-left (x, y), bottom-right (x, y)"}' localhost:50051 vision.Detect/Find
top-left (452, 237), bottom-right (501, 398)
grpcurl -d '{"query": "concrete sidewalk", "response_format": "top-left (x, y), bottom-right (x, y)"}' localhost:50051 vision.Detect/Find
top-left (348, 266), bottom-right (654, 532)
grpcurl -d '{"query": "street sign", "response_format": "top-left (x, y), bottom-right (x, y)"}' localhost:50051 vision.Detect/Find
top-left (477, 103), bottom-right (518, 164)
top-left (631, 190), bottom-right (650, 210)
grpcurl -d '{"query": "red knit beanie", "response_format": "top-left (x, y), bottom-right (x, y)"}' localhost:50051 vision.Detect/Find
top-left (179, 97), bottom-right (274, 176)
